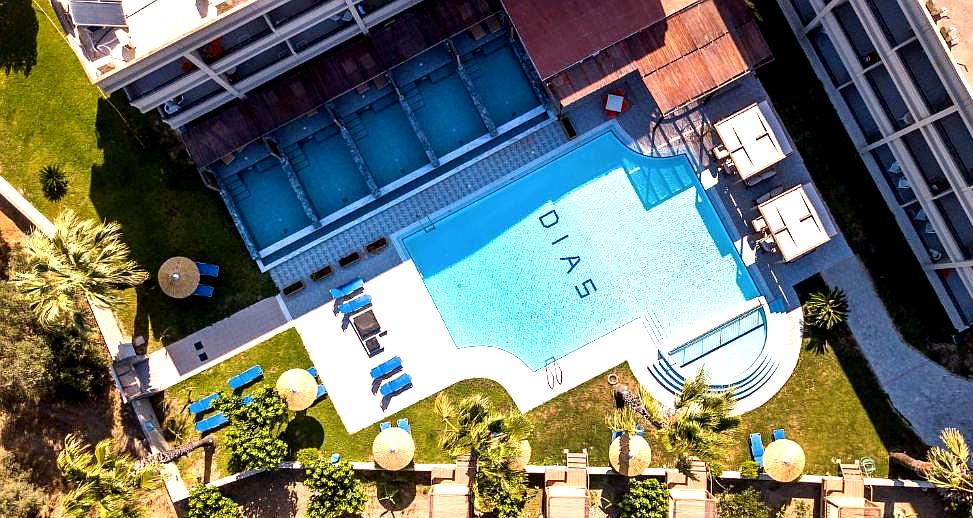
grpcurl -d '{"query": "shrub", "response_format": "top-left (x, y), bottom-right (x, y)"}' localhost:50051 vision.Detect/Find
top-left (214, 386), bottom-right (288, 429)
top-left (50, 330), bottom-right (110, 398)
top-left (0, 281), bottom-right (54, 406)
top-left (304, 459), bottom-right (367, 518)
top-left (39, 165), bottom-right (69, 201)
top-left (215, 386), bottom-right (290, 472)
top-left (296, 448), bottom-right (321, 466)
top-left (717, 488), bottom-right (772, 518)
top-left (186, 484), bottom-right (242, 518)
top-left (804, 286), bottom-right (849, 330)
top-left (0, 452), bottom-right (46, 518)
top-left (474, 468), bottom-right (528, 518)
top-left (225, 426), bottom-right (288, 473)
top-left (740, 460), bottom-right (761, 479)
top-left (618, 478), bottom-right (669, 518)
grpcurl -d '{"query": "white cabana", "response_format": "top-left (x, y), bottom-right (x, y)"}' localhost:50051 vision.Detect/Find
top-left (714, 101), bottom-right (792, 182)
top-left (757, 183), bottom-right (837, 262)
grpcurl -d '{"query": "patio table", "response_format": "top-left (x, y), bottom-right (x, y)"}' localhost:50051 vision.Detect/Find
top-left (158, 257), bottom-right (200, 299)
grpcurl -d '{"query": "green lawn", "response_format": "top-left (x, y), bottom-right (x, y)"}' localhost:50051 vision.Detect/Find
top-left (0, 1), bottom-right (275, 351)
top-left (169, 316), bottom-right (924, 482)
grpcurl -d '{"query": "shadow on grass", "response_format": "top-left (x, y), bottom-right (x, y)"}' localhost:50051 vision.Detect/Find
top-left (284, 414), bottom-right (325, 453)
top-left (88, 94), bottom-right (276, 348)
top-left (0, 0), bottom-right (38, 76)
top-left (796, 276), bottom-right (928, 478)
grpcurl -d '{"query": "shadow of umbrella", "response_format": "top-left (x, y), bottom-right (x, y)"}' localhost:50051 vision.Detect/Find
top-left (284, 415), bottom-right (325, 454)
top-left (375, 471), bottom-right (417, 514)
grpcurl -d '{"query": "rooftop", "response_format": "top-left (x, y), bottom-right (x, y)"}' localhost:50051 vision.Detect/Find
top-left (929, 0), bottom-right (973, 90)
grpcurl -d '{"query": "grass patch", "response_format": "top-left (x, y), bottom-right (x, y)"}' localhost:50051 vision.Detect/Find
top-left (0, 4), bottom-right (275, 352)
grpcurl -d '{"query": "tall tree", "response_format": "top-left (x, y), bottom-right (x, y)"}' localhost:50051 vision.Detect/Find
top-left (609, 369), bottom-right (739, 475)
top-left (56, 433), bottom-right (161, 518)
top-left (891, 428), bottom-right (973, 507)
top-left (12, 210), bottom-right (147, 327)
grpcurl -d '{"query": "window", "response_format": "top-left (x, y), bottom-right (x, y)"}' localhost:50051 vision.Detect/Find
top-left (864, 0), bottom-right (914, 46)
top-left (834, 3), bottom-right (879, 66)
top-left (125, 59), bottom-right (196, 98)
top-left (935, 113), bottom-right (973, 185)
top-left (871, 145), bottom-right (915, 204)
top-left (226, 43), bottom-right (293, 84)
top-left (903, 129), bottom-right (950, 194)
top-left (790, 0), bottom-right (816, 23)
top-left (167, 80), bottom-right (225, 114)
top-left (267, 0), bottom-right (326, 27)
top-left (809, 28), bottom-right (850, 86)
top-left (289, 15), bottom-right (356, 52)
top-left (840, 85), bottom-right (881, 142)
top-left (898, 41), bottom-right (952, 113)
top-left (936, 193), bottom-right (973, 259)
top-left (197, 18), bottom-right (273, 64)
top-left (904, 202), bottom-right (947, 263)
top-left (865, 66), bottom-right (911, 130)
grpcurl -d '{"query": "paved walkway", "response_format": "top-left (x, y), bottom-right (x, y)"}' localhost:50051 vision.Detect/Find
top-left (144, 296), bottom-right (291, 391)
top-left (822, 255), bottom-right (973, 445)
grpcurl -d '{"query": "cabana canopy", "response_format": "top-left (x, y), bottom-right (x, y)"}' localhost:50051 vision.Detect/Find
top-left (757, 183), bottom-right (837, 261)
top-left (714, 101), bottom-right (791, 180)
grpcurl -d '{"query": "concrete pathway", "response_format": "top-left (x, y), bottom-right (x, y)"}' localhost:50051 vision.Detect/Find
top-left (822, 255), bottom-right (973, 445)
top-left (144, 296), bottom-right (291, 391)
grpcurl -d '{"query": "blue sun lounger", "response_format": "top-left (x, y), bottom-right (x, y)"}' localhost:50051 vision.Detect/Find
top-left (749, 433), bottom-right (765, 467)
top-left (195, 261), bottom-right (220, 278)
top-left (330, 278), bottom-right (364, 299)
top-left (338, 294), bottom-right (371, 314)
top-left (195, 412), bottom-right (228, 433)
top-left (773, 428), bottom-right (785, 441)
top-left (193, 284), bottom-right (215, 298)
top-left (379, 373), bottom-right (412, 398)
top-left (370, 356), bottom-right (402, 380)
top-left (228, 365), bottom-right (263, 390)
top-left (307, 367), bottom-right (318, 379)
top-left (380, 421), bottom-right (391, 431)
top-left (241, 394), bottom-right (254, 405)
top-left (188, 393), bottom-right (219, 414)
top-left (316, 384), bottom-right (327, 399)
top-left (397, 418), bottom-right (411, 434)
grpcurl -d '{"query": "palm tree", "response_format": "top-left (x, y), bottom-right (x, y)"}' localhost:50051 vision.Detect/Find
top-left (890, 428), bottom-right (973, 506)
top-left (803, 286), bottom-right (849, 330)
top-left (608, 369), bottom-right (739, 476)
top-left (56, 433), bottom-right (162, 518)
top-left (12, 210), bottom-right (147, 327)
top-left (434, 393), bottom-right (533, 513)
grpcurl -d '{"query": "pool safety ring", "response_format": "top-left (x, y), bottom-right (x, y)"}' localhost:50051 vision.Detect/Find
top-left (607, 373), bottom-right (619, 385)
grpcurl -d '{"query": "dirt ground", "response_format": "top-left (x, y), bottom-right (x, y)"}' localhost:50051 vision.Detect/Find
top-left (0, 208), bottom-right (175, 518)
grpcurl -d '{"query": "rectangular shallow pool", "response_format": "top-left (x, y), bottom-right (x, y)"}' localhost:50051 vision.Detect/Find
top-left (402, 131), bottom-right (761, 370)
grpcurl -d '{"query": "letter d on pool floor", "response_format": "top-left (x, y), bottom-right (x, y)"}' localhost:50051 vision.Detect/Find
top-left (539, 209), bottom-right (559, 228)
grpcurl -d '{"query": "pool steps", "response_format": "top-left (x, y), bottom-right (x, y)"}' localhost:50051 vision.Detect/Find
top-left (222, 175), bottom-right (251, 202)
top-left (648, 350), bottom-right (779, 401)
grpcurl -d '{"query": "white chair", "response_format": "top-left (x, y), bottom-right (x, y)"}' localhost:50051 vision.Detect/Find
top-left (926, 0), bottom-right (950, 19)
top-left (941, 25), bottom-right (960, 46)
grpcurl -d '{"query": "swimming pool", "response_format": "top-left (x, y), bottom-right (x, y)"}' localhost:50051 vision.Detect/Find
top-left (402, 130), bottom-right (762, 371)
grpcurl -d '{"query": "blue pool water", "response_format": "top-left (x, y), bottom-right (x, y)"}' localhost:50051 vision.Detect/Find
top-left (408, 68), bottom-right (487, 156)
top-left (290, 127), bottom-right (370, 216)
top-left (402, 131), bottom-right (761, 371)
top-left (232, 157), bottom-right (311, 250)
top-left (465, 40), bottom-right (539, 126)
top-left (348, 92), bottom-right (428, 188)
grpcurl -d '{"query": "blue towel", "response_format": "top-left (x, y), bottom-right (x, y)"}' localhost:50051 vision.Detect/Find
top-left (188, 393), bottom-right (219, 414)
top-left (193, 284), bottom-right (215, 298)
top-left (195, 412), bottom-right (228, 433)
top-left (370, 356), bottom-right (402, 379)
top-left (338, 294), bottom-right (372, 314)
top-left (380, 421), bottom-right (391, 431)
top-left (749, 433), bottom-right (765, 467)
top-left (380, 374), bottom-right (412, 397)
top-left (195, 262), bottom-right (220, 278)
top-left (772, 428), bottom-right (785, 441)
top-left (330, 278), bottom-right (364, 299)
top-left (397, 418), bottom-right (411, 434)
top-left (228, 365), bottom-right (263, 390)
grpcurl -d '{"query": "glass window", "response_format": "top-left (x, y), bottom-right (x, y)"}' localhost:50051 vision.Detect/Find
top-left (939, 268), bottom-right (973, 323)
top-left (935, 113), bottom-right (973, 185)
top-left (871, 145), bottom-right (915, 204)
top-left (864, 0), bottom-right (914, 46)
top-left (903, 129), bottom-right (950, 194)
top-left (790, 0), bottom-right (816, 23)
top-left (865, 65), bottom-right (911, 130)
top-left (125, 59), bottom-right (196, 98)
top-left (289, 14), bottom-right (356, 52)
top-left (898, 41), bottom-right (952, 113)
top-left (226, 43), bottom-right (293, 84)
top-left (904, 202), bottom-right (948, 263)
top-left (936, 193), bottom-right (973, 259)
top-left (160, 79), bottom-right (225, 118)
top-left (834, 3), bottom-right (879, 66)
top-left (809, 28), bottom-right (851, 86)
top-left (267, 0), bottom-right (326, 27)
top-left (197, 18), bottom-right (273, 64)
top-left (840, 85), bottom-right (881, 142)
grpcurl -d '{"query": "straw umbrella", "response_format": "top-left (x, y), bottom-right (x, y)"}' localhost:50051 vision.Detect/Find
top-left (275, 369), bottom-right (318, 411)
top-left (372, 427), bottom-right (415, 471)
top-left (609, 434), bottom-right (652, 477)
top-left (157, 257), bottom-right (200, 299)
top-left (763, 439), bottom-right (805, 482)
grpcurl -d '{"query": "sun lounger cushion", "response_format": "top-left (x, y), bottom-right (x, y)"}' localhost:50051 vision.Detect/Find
top-left (397, 418), bottom-right (411, 434)
top-left (195, 261), bottom-right (220, 277)
top-left (307, 367), bottom-right (318, 379)
top-left (370, 356), bottom-right (402, 379)
top-left (228, 365), bottom-right (263, 390)
top-left (339, 294), bottom-right (372, 314)
top-left (749, 433), bottom-right (764, 467)
top-left (195, 412), bottom-right (228, 433)
top-left (241, 394), bottom-right (254, 405)
top-left (380, 421), bottom-right (391, 431)
top-left (772, 428), bottom-right (785, 441)
top-left (193, 284), bottom-right (215, 298)
top-left (188, 393), bottom-right (220, 414)
top-left (330, 278), bottom-right (364, 299)
top-left (316, 384), bottom-right (327, 399)
top-left (380, 374), bottom-right (412, 397)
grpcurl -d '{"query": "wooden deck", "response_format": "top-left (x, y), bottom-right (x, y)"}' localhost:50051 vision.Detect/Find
top-left (181, 0), bottom-right (500, 166)
top-left (545, 0), bottom-right (773, 114)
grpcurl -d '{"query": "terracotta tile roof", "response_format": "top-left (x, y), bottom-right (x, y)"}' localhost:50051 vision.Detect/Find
top-left (544, 0), bottom-right (773, 114)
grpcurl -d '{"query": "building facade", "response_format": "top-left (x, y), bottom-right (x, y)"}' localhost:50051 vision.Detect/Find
top-left (54, 0), bottom-right (420, 128)
top-left (776, 0), bottom-right (973, 328)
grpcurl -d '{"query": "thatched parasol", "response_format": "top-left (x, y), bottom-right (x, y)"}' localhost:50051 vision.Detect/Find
top-left (609, 433), bottom-right (652, 477)
top-left (372, 427), bottom-right (415, 471)
top-left (275, 369), bottom-right (318, 411)
top-left (157, 257), bottom-right (200, 299)
top-left (763, 439), bottom-right (806, 482)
